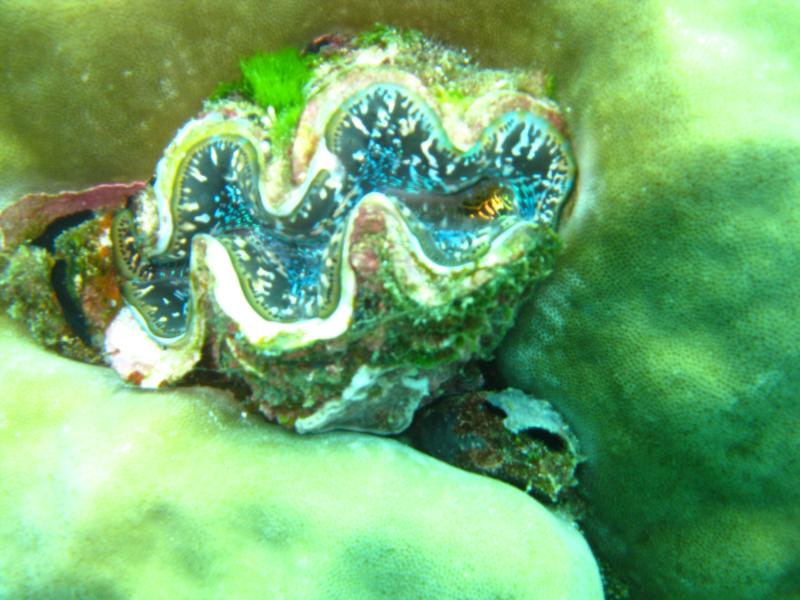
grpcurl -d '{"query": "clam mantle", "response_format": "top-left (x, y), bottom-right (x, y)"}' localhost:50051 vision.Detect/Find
top-left (3, 29), bottom-right (576, 433)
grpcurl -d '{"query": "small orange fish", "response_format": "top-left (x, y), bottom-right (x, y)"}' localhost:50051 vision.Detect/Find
top-left (462, 187), bottom-right (514, 220)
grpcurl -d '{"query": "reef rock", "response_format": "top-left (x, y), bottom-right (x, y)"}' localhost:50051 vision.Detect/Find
top-left (407, 388), bottom-right (582, 504)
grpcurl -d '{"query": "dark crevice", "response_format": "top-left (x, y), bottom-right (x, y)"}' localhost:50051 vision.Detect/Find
top-left (175, 368), bottom-right (255, 404)
top-left (475, 358), bottom-right (506, 391)
top-left (481, 400), bottom-right (508, 421)
top-left (50, 260), bottom-right (93, 346)
top-left (520, 427), bottom-right (568, 452)
top-left (30, 210), bottom-right (94, 253)
top-left (175, 341), bottom-right (255, 404)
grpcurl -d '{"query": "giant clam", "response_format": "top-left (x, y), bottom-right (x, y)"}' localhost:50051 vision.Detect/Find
top-left (0, 28), bottom-right (575, 434)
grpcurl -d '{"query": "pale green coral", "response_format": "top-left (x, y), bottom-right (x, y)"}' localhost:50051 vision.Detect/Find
top-left (0, 319), bottom-right (602, 599)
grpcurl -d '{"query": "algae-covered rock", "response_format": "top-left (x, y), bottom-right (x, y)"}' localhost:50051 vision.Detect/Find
top-left (0, 318), bottom-right (602, 599)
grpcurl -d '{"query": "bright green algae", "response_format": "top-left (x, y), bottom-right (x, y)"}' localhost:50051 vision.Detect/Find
top-left (211, 47), bottom-right (314, 151)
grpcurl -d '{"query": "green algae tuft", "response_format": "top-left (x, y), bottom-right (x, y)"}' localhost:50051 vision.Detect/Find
top-left (211, 48), bottom-right (314, 150)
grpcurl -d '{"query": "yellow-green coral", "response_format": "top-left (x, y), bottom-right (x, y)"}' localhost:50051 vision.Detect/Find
top-left (0, 318), bottom-right (603, 599)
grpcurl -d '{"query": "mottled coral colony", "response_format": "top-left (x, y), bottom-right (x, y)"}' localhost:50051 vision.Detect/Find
top-left (0, 27), bottom-right (575, 435)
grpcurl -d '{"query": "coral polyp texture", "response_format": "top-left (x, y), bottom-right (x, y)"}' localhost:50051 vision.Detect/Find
top-left (2, 29), bottom-right (575, 434)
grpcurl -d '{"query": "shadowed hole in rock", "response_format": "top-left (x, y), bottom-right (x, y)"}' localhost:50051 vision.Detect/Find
top-left (29, 210), bottom-right (98, 347)
top-left (520, 427), bottom-right (567, 452)
top-left (476, 359), bottom-right (507, 391)
top-left (481, 401), bottom-right (568, 452)
top-left (481, 400), bottom-right (508, 420)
